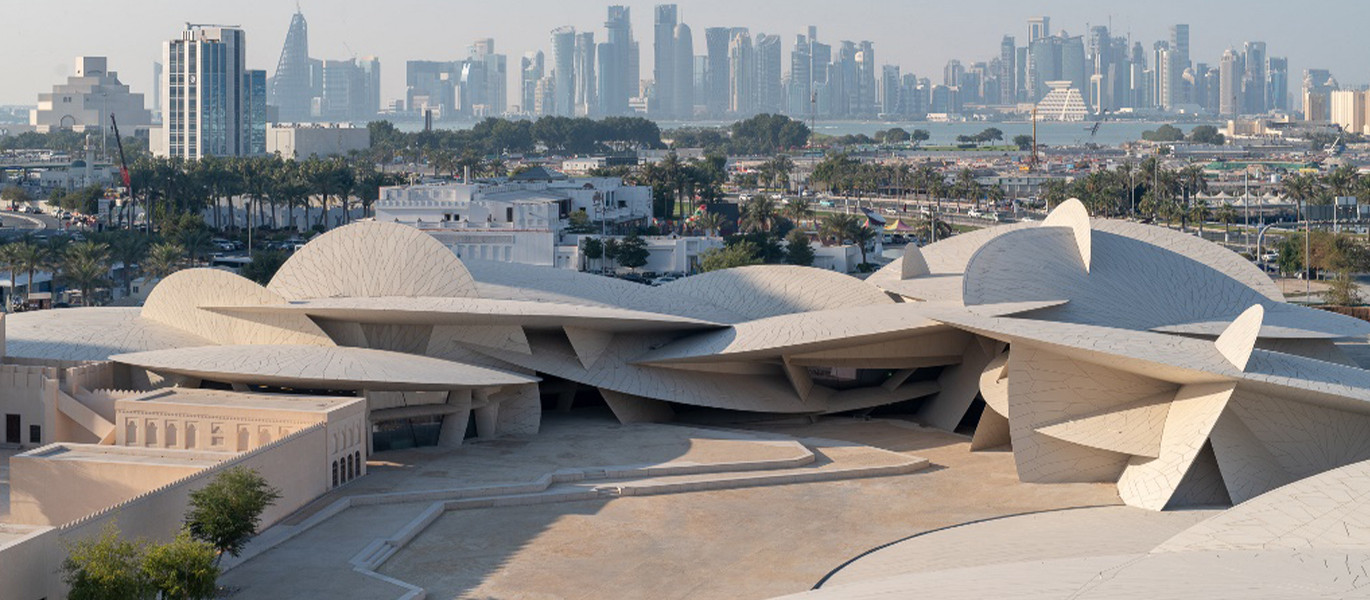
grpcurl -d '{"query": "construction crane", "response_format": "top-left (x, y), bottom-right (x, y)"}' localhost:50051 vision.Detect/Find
top-left (109, 113), bottom-right (135, 231)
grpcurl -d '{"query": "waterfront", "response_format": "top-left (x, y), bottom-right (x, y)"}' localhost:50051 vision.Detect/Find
top-left (394, 118), bottom-right (1223, 147)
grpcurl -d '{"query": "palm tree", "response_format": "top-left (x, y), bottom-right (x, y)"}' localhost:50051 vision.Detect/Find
top-left (0, 243), bottom-right (19, 311)
top-left (1216, 203), bottom-right (1239, 235)
top-left (782, 196), bottom-right (815, 228)
top-left (12, 241), bottom-right (47, 305)
top-left (818, 213), bottom-right (859, 246)
top-left (143, 242), bottom-right (185, 281)
top-left (1190, 199), bottom-right (1211, 234)
top-left (849, 222), bottom-right (877, 265)
top-left (103, 232), bottom-right (149, 297)
top-left (61, 241), bottom-right (111, 306)
top-left (1176, 164), bottom-right (1208, 232)
top-left (1041, 179), bottom-right (1069, 212)
top-left (741, 195), bottom-right (779, 233)
top-left (696, 211), bottom-right (726, 237)
top-left (180, 229), bottom-right (213, 266)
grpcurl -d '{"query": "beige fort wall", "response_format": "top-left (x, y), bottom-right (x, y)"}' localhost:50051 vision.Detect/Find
top-left (0, 423), bottom-right (330, 600)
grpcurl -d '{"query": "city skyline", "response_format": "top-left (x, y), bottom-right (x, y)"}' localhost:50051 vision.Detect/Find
top-left (4, 0), bottom-right (1370, 109)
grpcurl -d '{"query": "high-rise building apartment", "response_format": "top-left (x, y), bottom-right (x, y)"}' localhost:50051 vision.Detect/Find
top-left (674, 23), bottom-right (694, 118)
top-left (787, 34), bottom-right (811, 116)
top-left (152, 61), bottom-right (163, 123)
top-left (879, 65), bottom-right (901, 116)
top-left (271, 10), bottom-right (314, 123)
top-left (1303, 69), bottom-right (1337, 121)
top-left (1243, 41), bottom-right (1267, 114)
top-left (575, 32), bottom-right (597, 116)
top-left (161, 26), bottom-right (256, 159)
top-left (999, 36), bottom-right (1016, 105)
top-left (1169, 24), bottom-right (1190, 107)
top-left (728, 30), bottom-right (753, 115)
top-left (551, 27), bottom-right (576, 117)
top-left (1267, 57), bottom-right (1289, 112)
top-left (704, 27), bottom-right (733, 117)
top-left (1330, 89), bottom-right (1367, 134)
top-left (601, 6), bottom-right (635, 116)
top-left (1028, 17), bottom-right (1050, 44)
top-left (1218, 48), bottom-right (1239, 117)
top-left (521, 51), bottom-right (544, 115)
top-left (469, 39), bottom-right (507, 117)
top-left (653, 4), bottom-right (678, 118)
top-left (756, 34), bottom-right (783, 114)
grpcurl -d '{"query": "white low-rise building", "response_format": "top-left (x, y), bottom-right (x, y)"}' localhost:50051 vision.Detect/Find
top-left (267, 123), bottom-right (371, 158)
top-left (376, 171), bottom-right (653, 268)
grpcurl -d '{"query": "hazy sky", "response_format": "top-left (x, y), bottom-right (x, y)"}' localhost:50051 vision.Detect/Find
top-left (5, 0), bottom-right (1369, 107)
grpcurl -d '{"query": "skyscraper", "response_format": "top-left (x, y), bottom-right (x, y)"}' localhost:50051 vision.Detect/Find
top-left (575, 32), bottom-right (597, 116)
top-left (756, 34), bottom-right (783, 113)
top-left (602, 6), bottom-right (634, 116)
top-left (999, 36), bottom-right (1016, 105)
top-left (1244, 41), bottom-right (1267, 113)
top-left (1268, 57), bottom-right (1289, 112)
top-left (704, 27), bottom-right (733, 117)
top-left (1169, 24), bottom-right (1190, 106)
top-left (879, 65), bottom-right (901, 116)
top-left (271, 9), bottom-right (314, 123)
top-left (1219, 48), bottom-right (1239, 117)
top-left (551, 27), bottom-right (576, 117)
top-left (787, 34), bottom-right (810, 116)
top-left (162, 25), bottom-right (252, 159)
top-left (728, 30), bottom-right (753, 115)
top-left (152, 61), bottom-right (163, 122)
top-left (674, 22), bottom-right (694, 118)
top-left (653, 5), bottom-right (678, 118)
top-left (469, 39), bottom-right (507, 117)
top-left (1028, 17), bottom-right (1050, 44)
top-left (855, 41), bottom-right (876, 117)
top-left (521, 51), bottom-right (544, 115)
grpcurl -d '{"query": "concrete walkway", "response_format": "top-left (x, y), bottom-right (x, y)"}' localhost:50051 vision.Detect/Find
top-left (220, 415), bottom-right (920, 599)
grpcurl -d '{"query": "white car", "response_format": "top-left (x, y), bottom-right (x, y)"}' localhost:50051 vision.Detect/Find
top-left (968, 209), bottom-right (985, 218)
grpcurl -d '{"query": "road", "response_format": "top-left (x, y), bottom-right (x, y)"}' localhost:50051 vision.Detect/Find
top-left (0, 210), bottom-right (62, 237)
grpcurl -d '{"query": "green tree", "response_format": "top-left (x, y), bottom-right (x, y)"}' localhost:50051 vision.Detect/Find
top-left (61, 241), bottom-right (111, 306)
top-left (615, 234), bottom-right (650, 271)
top-left (61, 522), bottom-right (153, 600)
top-left (143, 242), bottom-right (184, 281)
top-left (741, 194), bottom-right (780, 232)
top-left (1188, 125), bottom-right (1226, 145)
top-left (1142, 124), bottom-right (1186, 142)
top-left (12, 240), bottom-right (47, 304)
top-left (141, 530), bottom-right (220, 600)
top-left (240, 250), bottom-right (288, 285)
top-left (698, 241), bottom-right (762, 272)
top-left (185, 467), bottom-right (281, 565)
top-left (784, 229), bottom-right (815, 266)
top-left (696, 211), bottom-right (727, 237)
top-left (0, 243), bottom-right (20, 309)
top-left (566, 209), bottom-right (596, 233)
top-left (1012, 134), bottom-right (1034, 151)
top-left (581, 237), bottom-right (603, 272)
top-left (1, 185), bottom-right (32, 206)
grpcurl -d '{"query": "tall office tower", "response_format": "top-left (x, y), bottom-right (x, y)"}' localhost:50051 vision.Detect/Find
top-left (1015, 46), bottom-right (1028, 102)
top-left (1201, 66), bottom-right (1221, 114)
top-left (899, 73), bottom-right (921, 115)
top-left (1027, 35), bottom-right (1061, 102)
top-left (1218, 48), bottom-right (1239, 117)
top-left (755, 34), bottom-right (783, 113)
top-left (728, 30), bottom-right (754, 115)
top-left (1061, 35), bottom-right (1086, 96)
top-left (943, 60), bottom-right (963, 87)
top-left (550, 27), bottom-right (576, 117)
top-left (1152, 42), bottom-right (1172, 110)
top-left (1129, 42), bottom-right (1147, 109)
top-left (322, 59), bottom-right (361, 121)
top-left (468, 39), bottom-right (507, 117)
top-left (653, 4), bottom-right (678, 118)
top-left (574, 32), bottom-right (597, 116)
top-left (674, 23), bottom-right (694, 118)
top-left (595, 43), bottom-right (616, 116)
top-left (521, 51), bottom-right (544, 115)
top-left (245, 69), bottom-right (267, 155)
top-left (788, 34), bottom-right (811, 116)
top-left (1086, 27), bottom-right (1109, 112)
top-left (704, 28), bottom-right (732, 117)
top-left (1302, 69), bottom-right (1336, 121)
top-left (880, 65), bottom-right (900, 116)
top-left (1268, 57), bottom-right (1289, 112)
top-left (1107, 37), bottom-right (1131, 110)
top-left (534, 76), bottom-right (555, 116)
top-left (855, 41), bottom-right (876, 116)
top-left (162, 25), bottom-right (251, 159)
top-left (152, 61), bottom-right (163, 122)
top-left (1169, 24), bottom-right (1190, 84)
top-left (271, 9), bottom-right (313, 122)
top-left (1189, 61), bottom-right (1209, 112)
top-left (602, 6), bottom-right (634, 116)
top-left (1028, 17), bottom-right (1050, 44)
top-left (406, 61), bottom-right (457, 117)
top-left (999, 36), bottom-right (1016, 104)
top-left (1243, 41), bottom-right (1267, 113)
